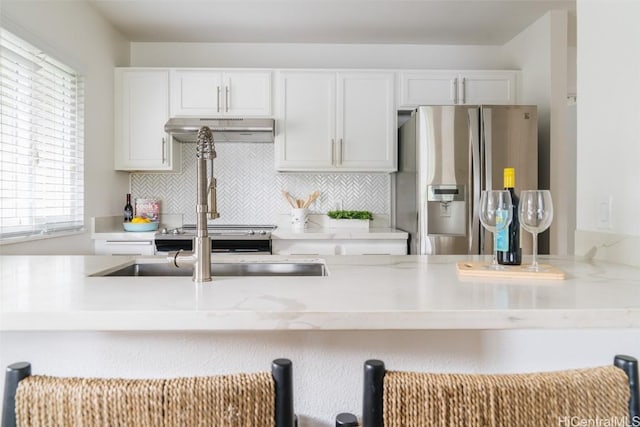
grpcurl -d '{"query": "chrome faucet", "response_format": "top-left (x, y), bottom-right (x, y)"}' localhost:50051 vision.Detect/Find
top-left (169, 126), bottom-right (219, 282)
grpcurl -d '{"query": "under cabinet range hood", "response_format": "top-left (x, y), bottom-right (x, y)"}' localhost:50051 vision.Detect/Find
top-left (164, 118), bottom-right (275, 143)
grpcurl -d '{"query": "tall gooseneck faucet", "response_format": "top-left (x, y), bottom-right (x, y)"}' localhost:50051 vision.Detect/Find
top-left (169, 126), bottom-right (219, 282)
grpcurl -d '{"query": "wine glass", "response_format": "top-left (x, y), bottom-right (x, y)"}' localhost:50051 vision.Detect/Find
top-left (479, 190), bottom-right (513, 270)
top-left (518, 190), bottom-right (554, 272)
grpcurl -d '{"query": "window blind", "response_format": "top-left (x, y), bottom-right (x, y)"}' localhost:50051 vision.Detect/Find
top-left (0, 28), bottom-right (84, 241)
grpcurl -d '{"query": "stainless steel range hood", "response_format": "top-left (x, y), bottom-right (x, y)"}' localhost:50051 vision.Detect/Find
top-left (164, 118), bottom-right (275, 143)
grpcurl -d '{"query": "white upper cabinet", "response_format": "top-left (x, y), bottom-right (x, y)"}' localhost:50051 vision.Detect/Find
top-left (458, 71), bottom-right (518, 105)
top-left (336, 72), bottom-right (395, 170)
top-left (275, 71), bottom-right (336, 169)
top-left (170, 69), bottom-right (272, 117)
top-left (398, 70), bottom-right (519, 108)
top-left (275, 70), bottom-right (396, 172)
top-left (399, 71), bottom-right (459, 106)
top-left (114, 68), bottom-right (180, 172)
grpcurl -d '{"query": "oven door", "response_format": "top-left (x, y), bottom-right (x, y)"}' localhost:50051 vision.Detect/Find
top-left (155, 238), bottom-right (271, 255)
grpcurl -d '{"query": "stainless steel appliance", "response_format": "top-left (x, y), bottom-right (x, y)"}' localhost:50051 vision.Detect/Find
top-left (164, 117), bottom-right (275, 143)
top-left (154, 224), bottom-right (276, 255)
top-left (395, 105), bottom-right (538, 255)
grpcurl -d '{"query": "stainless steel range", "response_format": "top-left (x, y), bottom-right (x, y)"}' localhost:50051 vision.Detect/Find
top-left (155, 224), bottom-right (276, 255)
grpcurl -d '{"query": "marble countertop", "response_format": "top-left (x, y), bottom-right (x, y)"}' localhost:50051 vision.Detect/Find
top-left (91, 216), bottom-right (408, 241)
top-left (2, 255), bottom-right (640, 332)
top-left (271, 213), bottom-right (408, 239)
top-left (271, 227), bottom-right (407, 240)
top-left (90, 216), bottom-right (179, 240)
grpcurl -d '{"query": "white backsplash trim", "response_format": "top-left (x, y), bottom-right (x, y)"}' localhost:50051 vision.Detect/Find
top-left (131, 143), bottom-right (391, 225)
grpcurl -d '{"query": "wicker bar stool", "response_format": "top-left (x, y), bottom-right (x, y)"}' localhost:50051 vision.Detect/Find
top-left (340, 355), bottom-right (639, 427)
top-left (2, 358), bottom-right (295, 427)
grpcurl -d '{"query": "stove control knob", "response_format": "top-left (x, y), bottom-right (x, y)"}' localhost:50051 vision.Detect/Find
top-left (248, 230), bottom-right (256, 235)
top-left (160, 228), bottom-right (168, 234)
top-left (259, 230), bottom-right (267, 235)
top-left (172, 228), bottom-right (181, 235)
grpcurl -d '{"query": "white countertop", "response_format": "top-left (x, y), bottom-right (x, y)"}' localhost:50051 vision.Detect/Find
top-left (2, 255), bottom-right (640, 331)
top-left (271, 227), bottom-right (407, 240)
top-left (271, 213), bottom-right (407, 239)
top-left (90, 216), bottom-right (156, 240)
top-left (91, 215), bottom-right (408, 241)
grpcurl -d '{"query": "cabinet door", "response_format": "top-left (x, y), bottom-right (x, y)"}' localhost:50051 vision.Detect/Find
top-left (224, 71), bottom-right (271, 116)
top-left (398, 71), bottom-right (458, 107)
top-left (458, 71), bottom-right (518, 105)
top-left (171, 70), bottom-right (222, 116)
top-left (272, 239), bottom-right (408, 255)
top-left (336, 72), bottom-right (396, 171)
top-left (275, 71), bottom-right (335, 171)
top-left (115, 69), bottom-right (178, 171)
top-left (94, 240), bottom-right (155, 255)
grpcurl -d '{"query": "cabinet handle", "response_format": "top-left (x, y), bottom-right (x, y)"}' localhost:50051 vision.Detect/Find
top-left (105, 241), bottom-right (153, 245)
top-left (452, 78), bottom-right (458, 104)
top-left (331, 139), bottom-right (335, 165)
top-left (460, 77), bottom-right (466, 104)
top-left (338, 138), bottom-right (343, 165)
top-left (162, 137), bottom-right (166, 163)
top-left (217, 86), bottom-right (221, 112)
top-left (225, 86), bottom-right (230, 112)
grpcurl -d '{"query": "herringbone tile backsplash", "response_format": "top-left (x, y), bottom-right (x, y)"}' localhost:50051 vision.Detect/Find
top-left (131, 143), bottom-right (390, 225)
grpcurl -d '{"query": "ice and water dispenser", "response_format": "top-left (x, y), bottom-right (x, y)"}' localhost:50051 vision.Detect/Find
top-left (426, 185), bottom-right (466, 236)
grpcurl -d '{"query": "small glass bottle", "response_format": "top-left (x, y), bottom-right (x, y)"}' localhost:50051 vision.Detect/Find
top-left (124, 193), bottom-right (134, 222)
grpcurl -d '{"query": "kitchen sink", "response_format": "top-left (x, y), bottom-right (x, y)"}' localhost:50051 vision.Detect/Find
top-left (92, 261), bottom-right (327, 277)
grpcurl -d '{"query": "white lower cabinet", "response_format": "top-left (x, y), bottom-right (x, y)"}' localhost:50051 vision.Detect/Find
top-left (272, 239), bottom-right (407, 256)
top-left (275, 70), bottom-right (396, 172)
top-left (94, 239), bottom-right (155, 256)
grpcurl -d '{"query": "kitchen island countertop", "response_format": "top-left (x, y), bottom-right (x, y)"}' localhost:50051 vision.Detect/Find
top-left (1, 255), bottom-right (639, 331)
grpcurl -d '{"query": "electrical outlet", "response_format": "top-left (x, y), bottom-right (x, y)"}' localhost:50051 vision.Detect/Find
top-left (596, 196), bottom-right (612, 229)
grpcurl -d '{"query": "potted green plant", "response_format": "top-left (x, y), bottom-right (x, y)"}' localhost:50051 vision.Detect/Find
top-left (326, 210), bottom-right (373, 229)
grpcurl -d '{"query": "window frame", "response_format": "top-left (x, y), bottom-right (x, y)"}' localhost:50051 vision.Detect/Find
top-left (0, 27), bottom-right (85, 244)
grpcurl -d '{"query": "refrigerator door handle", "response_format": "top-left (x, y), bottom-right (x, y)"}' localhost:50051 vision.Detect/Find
top-left (483, 107), bottom-right (493, 191)
top-left (468, 108), bottom-right (482, 254)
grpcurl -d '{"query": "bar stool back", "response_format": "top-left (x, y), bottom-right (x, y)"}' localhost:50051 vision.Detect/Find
top-left (2, 359), bottom-right (295, 427)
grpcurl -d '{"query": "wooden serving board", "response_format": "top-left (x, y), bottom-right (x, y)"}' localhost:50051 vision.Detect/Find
top-left (456, 262), bottom-right (566, 280)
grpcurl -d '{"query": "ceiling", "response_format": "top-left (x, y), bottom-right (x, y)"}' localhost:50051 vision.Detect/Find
top-left (87, 0), bottom-right (576, 45)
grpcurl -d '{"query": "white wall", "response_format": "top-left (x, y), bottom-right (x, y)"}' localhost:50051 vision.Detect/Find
top-left (502, 13), bottom-right (552, 254)
top-left (548, 11), bottom-right (570, 256)
top-left (131, 42), bottom-right (508, 69)
top-left (1, 1), bottom-right (130, 255)
top-left (502, 10), bottom-right (572, 256)
top-left (575, 0), bottom-right (640, 266)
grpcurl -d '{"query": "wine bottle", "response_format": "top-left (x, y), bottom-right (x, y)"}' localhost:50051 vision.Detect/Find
top-left (124, 193), bottom-right (134, 222)
top-left (497, 167), bottom-right (522, 265)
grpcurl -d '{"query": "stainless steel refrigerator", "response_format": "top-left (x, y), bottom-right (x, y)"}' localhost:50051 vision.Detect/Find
top-left (395, 105), bottom-right (538, 255)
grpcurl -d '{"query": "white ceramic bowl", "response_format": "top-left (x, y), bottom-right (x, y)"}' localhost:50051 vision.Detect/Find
top-left (123, 221), bottom-right (159, 232)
